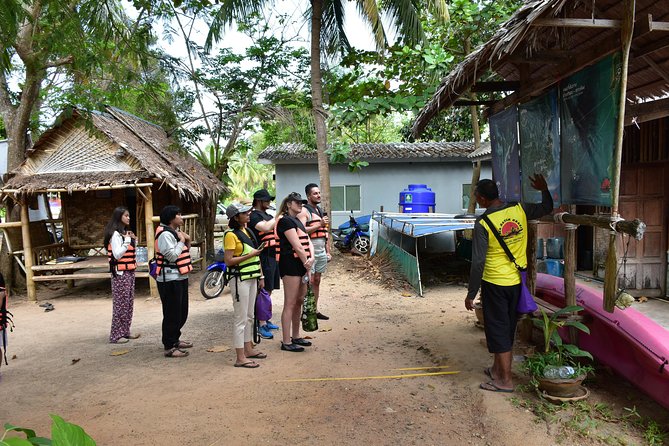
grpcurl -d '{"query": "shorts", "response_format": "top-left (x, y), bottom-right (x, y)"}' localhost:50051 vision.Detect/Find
top-left (260, 254), bottom-right (280, 292)
top-left (279, 256), bottom-right (306, 277)
top-left (311, 249), bottom-right (328, 274)
top-left (481, 280), bottom-right (521, 353)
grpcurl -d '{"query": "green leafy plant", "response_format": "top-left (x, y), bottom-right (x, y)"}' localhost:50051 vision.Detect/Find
top-left (1, 415), bottom-right (96, 446)
top-left (523, 306), bottom-right (594, 379)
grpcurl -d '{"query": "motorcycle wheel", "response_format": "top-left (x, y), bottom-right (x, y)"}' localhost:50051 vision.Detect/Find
top-left (352, 235), bottom-right (370, 255)
top-left (200, 269), bottom-right (225, 299)
top-left (335, 241), bottom-right (351, 252)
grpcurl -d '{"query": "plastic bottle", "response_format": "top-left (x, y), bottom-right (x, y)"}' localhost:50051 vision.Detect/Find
top-left (543, 365), bottom-right (575, 379)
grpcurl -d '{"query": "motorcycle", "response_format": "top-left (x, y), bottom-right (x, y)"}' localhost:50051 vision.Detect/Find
top-left (332, 212), bottom-right (371, 255)
top-left (200, 249), bottom-right (227, 299)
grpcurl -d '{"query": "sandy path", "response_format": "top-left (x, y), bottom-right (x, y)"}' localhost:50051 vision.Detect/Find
top-left (1, 254), bottom-right (663, 445)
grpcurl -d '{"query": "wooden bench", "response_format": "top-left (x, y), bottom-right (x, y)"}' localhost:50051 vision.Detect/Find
top-left (31, 256), bottom-right (150, 282)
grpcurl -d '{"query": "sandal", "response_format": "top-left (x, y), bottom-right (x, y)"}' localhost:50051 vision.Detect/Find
top-left (164, 347), bottom-right (189, 358)
top-left (177, 340), bottom-right (193, 349)
top-left (234, 361), bottom-right (259, 368)
top-left (246, 352), bottom-right (267, 359)
top-left (127, 333), bottom-right (141, 340)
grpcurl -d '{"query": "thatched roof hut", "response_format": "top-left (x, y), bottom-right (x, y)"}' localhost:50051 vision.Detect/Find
top-left (1, 106), bottom-right (224, 300)
top-left (412, 0), bottom-right (669, 137)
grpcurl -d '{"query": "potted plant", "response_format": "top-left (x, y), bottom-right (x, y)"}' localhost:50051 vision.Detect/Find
top-left (523, 305), bottom-right (594, 399)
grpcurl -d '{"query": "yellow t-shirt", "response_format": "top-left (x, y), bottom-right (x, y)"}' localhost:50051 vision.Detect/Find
top-left (224, 229), bottom-right (252, 256)
top-left (481, 203), bottom-right (528, 286)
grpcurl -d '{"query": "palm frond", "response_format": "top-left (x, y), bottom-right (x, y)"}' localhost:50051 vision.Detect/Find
top-left (320, 0), bottom-right (350, 58)
top-left (355, 0), bottom-right (387, 50)
top-left (205, 0), bottom-right (271, 52)
top-left (381, 0), bottom-right (449, 46)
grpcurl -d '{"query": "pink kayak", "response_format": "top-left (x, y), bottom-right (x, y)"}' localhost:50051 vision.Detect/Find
top-left (535, 273), bottom-right (669, 410)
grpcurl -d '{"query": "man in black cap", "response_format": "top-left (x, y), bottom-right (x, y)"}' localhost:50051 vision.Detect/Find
top-left (250, 189), bottom-right (280, 338)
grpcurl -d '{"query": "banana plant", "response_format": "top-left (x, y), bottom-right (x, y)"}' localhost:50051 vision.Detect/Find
top-left (533, 306), bottom-right (594, 363)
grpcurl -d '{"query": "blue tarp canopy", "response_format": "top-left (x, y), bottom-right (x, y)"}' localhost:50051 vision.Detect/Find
top-left (373, 213), bottom-right (475, 237)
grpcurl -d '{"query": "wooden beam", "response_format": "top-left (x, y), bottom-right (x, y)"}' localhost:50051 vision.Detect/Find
top-left (453, 100), bottom-right (496, 107)
top-left (641, 55), bottom-right (669, 84)
top-left (532, 17), bottom-right (622, 29)
top-left (470, 81), bottom-right (520, 92)
top-left (625, 97), bottom-right (669, 125)
top-left (541, 213), bottom-right (645, 240)
top-left (532, 17), bottom-right (669, 32)
top-left (634, 35), bottom-right (669, 58)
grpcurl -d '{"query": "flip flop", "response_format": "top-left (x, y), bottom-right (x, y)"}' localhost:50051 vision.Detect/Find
top-left (247, 352), bottom-right (267, 359)
top-left (234, 361), bottom-right (259, 368)
top-left (177, 340), bottom-right (193, 349)
top-left (484, 367), bottom-right (496, 381)
top-left (164, 348), bottom-right (189, 358)
top-left (480, 381), bottom-right (513, 393)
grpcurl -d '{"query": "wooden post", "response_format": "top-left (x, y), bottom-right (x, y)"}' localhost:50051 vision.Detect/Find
top-left (527, 220), bottom-right (538, 295)
top-left (20, 201), bottom-right (36, 301)
top-left (604, 0), bottom-right (636, 312)
top-left (143, 186), bottom-right (157, 298)
top-left (564, 223), bottom-right (577, 307)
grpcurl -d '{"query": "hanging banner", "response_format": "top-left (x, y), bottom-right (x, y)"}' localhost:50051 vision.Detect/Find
top-left (489, 105), bottom-right (520, 202)
top-left (519, 89), bottom-right (561, 205)
top-left (560, 53), bottom-right (622, 206)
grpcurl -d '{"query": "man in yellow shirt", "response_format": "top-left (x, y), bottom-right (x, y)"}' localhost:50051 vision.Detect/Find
top-left (465, 174), bottom-right (552, 392)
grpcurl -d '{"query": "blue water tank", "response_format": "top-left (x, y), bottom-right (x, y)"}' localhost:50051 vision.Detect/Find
top-left (546, 237), bottom-right (564, 259)
top-left (399, 184), bottom-right (436, 213)
top-left (543, 259), bottom-right (564, 277)
top-left (537, 238), bottom-right (545, 259)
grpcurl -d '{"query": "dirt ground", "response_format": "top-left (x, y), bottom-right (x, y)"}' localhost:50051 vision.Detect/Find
top-left (1, 253), bottom-right (667, 445)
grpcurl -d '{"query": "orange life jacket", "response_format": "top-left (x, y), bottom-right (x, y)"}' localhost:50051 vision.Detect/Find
top-left (107, 239), bottom-right (137, 272)
top-left (275, 215), bottom-right (311, 262)
top-left (250, 209), bottom-right (278, 255)
top-left (305, 204), bottom-right (328, 240)
top-left (154, 225), bottom-right (193, 276)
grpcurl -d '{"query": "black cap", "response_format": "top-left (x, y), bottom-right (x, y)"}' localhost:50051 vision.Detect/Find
top-left (253, 189), bottom-right (275, 201)
top-left (286, 192), bottom-right (308, 204)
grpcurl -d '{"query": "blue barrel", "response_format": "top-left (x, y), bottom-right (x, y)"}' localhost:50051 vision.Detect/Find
top-left (399, 184), bottom-right (436, 213)
top-left (544, 259), bottom-right (564, 277)
top-left (537, 238), bottom-right (545, 259)
top-left (546, 237), bottom-right (564, 259)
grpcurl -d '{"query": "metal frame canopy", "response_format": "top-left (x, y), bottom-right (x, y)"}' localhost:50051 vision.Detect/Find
top-left (372, 212), bottom-right (475, 296)
top-left (374, 212), bottom-right (475, 237)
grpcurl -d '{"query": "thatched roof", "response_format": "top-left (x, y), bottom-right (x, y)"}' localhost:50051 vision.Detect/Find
top-left (412, 0), bottom-right (669, 137)
top-left (3, 107), bottom-right (224, 200)
top-left (259, 142), bottom-right (488, 162)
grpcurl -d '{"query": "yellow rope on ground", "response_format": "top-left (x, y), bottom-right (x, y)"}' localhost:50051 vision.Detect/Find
top-left (391, 365), bottom-right (451, 371)
top-left (278, 371), bottom-right (459, 383)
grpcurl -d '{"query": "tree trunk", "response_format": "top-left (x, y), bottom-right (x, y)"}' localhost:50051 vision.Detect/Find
top-left (310, 0), bottom-right (331, 217)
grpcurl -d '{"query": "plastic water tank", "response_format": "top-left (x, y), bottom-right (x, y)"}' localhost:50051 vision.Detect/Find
top-left (537, 238), bottom-right (545, 259)
top-left (546, 237), bottom-right (564, 259)
top-left (399, 184), bottom-right (436, 213)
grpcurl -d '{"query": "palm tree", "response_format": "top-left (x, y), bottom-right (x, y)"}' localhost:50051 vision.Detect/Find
top-left (206, 0), bottom-right (448, 215)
